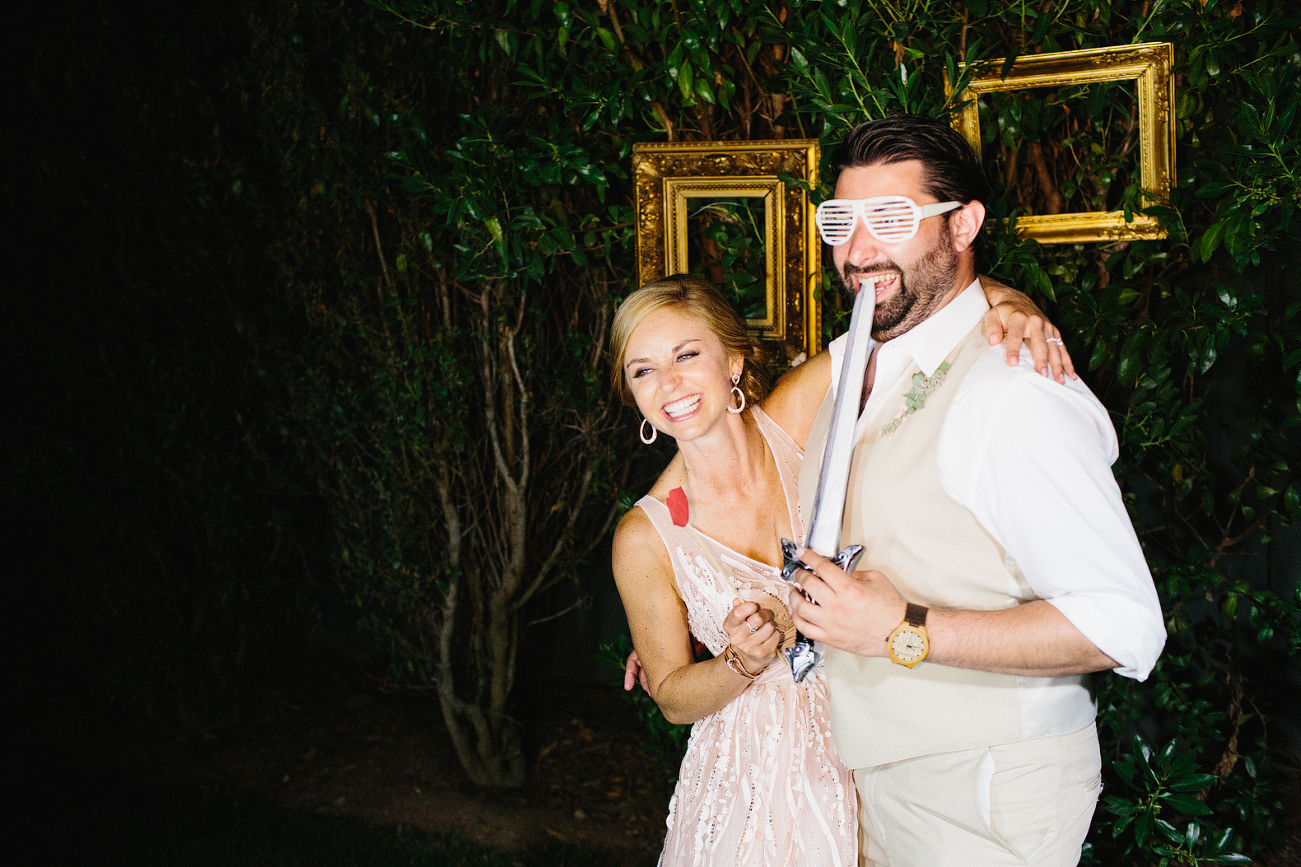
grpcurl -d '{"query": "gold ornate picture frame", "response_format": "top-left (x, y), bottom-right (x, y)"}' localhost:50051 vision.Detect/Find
top-left (632, 140), bottom-right (821, 359)
top-left (948, 42), bottom-right (1175, 244)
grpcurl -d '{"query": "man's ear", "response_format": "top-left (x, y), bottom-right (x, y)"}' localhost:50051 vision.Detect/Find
top-left (949, 200), bottom-right (986, 254)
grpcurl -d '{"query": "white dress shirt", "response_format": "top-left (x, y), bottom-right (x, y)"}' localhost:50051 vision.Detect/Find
top-left (827, 279), bottom-right (1166, 680)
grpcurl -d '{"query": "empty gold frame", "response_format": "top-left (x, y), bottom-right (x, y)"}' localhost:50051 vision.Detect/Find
top-left (632, 140), bottom-right (821, 359)
top-left (948, 42), bottom-right (1175, 244)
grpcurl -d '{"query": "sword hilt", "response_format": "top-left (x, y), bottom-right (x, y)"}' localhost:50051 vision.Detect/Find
top-left (780, 538), bottom-right (865, 583)
top-left (777, 539), bottom-right (865, 682)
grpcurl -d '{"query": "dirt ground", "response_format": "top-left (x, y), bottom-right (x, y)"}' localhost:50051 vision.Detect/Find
top-left (114, 675), bottom-right (675, 866)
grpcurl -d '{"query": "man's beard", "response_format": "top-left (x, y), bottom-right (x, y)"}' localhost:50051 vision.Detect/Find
top-left (841, 238), bottom-right (959, 341)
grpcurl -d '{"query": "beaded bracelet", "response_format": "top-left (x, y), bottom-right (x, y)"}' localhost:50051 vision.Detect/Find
top-left (723, 644), bottom-right (759, 681)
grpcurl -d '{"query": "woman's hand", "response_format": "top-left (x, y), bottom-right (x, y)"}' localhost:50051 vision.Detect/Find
top-left (722, 599), bottom-right (781, 676)
top-left (979, 275), bottom-right (1077, 384)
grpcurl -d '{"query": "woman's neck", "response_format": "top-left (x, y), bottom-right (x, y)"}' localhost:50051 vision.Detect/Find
top-left (675, 410), bottom-right (766, 503)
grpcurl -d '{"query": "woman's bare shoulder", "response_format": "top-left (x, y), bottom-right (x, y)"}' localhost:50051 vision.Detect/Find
top-left (613, 501), bottom-right (654, 548)
top-left (611, 500), bottom-right (679, 605)
top-left (760, 350), bottom-right (833, 449)
top-left (613, 486), bottom-right (669, 564)
top-left (615, 451), bottom-right (686, 546)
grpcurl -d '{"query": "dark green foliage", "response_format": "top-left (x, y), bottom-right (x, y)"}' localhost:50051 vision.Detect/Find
top-left (232, 3), bottom-right (638, 787)
top-left (690, 199), bottom-right (770, 320)
top-left (1099, 737), bottom-right (1255, 865)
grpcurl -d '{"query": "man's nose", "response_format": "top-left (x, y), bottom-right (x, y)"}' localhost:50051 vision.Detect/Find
top-left (843, 220), bottom-right (882, 265)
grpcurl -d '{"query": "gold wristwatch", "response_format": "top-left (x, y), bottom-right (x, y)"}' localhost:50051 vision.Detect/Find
top-left (887, 602), bottom-right (929, 668)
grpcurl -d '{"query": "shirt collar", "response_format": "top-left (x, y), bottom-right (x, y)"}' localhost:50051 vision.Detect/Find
top-left (879, 278), bottom-right (988, 377)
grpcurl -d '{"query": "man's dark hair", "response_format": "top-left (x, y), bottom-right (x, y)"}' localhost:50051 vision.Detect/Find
top-left (831, 114), bottom-right (993, 208)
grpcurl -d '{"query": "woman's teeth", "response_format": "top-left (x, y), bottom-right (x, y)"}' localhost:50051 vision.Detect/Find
top-left (663, 395), bottom-right (701, 419)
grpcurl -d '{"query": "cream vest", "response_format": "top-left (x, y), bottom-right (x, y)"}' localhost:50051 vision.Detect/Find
top-left (799, 323), bottom-right (1093, 769)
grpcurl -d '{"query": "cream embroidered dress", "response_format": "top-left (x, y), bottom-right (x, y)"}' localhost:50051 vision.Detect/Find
top-left (635, 406), bottom-right (856, 867)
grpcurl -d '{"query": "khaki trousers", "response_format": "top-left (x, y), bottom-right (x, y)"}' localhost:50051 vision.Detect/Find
top-left (855, 724), bottom-right (1101, 867)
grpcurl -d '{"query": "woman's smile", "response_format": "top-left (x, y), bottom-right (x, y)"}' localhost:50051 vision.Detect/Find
top-left (663, 394), bottom-right (703, 420)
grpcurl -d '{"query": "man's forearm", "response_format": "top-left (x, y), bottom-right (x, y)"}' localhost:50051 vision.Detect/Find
top-left (925, 599), bottom-right (1118, 678)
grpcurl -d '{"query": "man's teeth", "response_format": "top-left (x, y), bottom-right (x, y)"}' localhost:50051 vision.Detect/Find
top-left (663, 395), bottom-right (701, 418)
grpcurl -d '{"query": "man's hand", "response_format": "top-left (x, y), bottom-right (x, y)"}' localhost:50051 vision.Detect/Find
top-left (787, 547), bottom-right (906, 658)
top-left (623, 649), bottom-right (651, 693)
top-left (624, 636), bottom-right (709, 692)
top-left (790, 549), bottom-right (1123, 677)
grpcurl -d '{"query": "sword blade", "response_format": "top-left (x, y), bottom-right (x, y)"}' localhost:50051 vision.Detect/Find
top-left (778, 277), bottom-right (877, 681)
top-left (804, 278), bottom-right (877, 556)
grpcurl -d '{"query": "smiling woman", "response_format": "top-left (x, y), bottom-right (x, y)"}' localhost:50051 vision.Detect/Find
top-left (621, 307), bottom-right (743, 442)
top-left (609, 274), bottom-right (857, 867)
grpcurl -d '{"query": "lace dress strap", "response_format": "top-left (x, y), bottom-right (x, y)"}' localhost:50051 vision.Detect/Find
top-left (749, 405), bottom-right (805, 545)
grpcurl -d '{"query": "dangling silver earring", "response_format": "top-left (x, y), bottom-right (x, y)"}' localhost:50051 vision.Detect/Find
top-left (640, 418), bottom-right (657, 444)
top-left (727, 373), bottom-right (746, 414)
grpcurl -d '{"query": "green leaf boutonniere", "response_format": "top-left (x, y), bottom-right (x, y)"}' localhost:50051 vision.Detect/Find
top-left (880, 361), bottom-right (952, 438)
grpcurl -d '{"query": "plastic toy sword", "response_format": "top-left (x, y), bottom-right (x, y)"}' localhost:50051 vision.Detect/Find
top-left (779, 275), bottom-right (878, 682)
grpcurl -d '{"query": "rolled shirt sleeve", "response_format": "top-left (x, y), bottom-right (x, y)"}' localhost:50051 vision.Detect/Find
top-left (937, 346), bottom-right (1166, 681)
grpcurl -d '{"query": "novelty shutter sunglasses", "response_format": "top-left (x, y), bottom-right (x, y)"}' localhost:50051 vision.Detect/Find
top-left (814, 196), bottom-right (963, 245)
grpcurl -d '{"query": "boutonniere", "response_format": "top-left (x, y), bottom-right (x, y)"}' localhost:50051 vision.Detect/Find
top-left (880, 361), bottom-right (951, 438)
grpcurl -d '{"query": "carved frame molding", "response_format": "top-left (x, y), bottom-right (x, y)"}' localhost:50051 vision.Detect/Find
top-left (948, 42), bottom-right (1175, 244)
top-left (632, 139), bottom-right (821, 358)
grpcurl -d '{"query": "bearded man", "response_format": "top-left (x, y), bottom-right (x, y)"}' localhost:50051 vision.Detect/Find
top-left (768, 115), bottom-right (1166, 867)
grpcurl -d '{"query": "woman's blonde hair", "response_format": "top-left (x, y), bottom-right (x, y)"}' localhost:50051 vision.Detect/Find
top-left (610, 274), bottom-right (768, 408)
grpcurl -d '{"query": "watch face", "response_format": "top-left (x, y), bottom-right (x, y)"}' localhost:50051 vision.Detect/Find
top-left (890, 628), bottom-right (926, 663)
